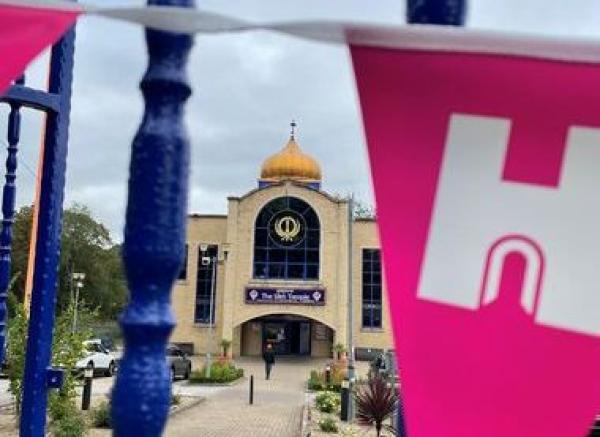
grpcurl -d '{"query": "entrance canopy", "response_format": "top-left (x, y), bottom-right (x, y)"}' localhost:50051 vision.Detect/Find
top-left (239, 314), bottom-right (334, 358)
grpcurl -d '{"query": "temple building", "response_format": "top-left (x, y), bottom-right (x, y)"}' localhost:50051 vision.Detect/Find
top-left (171, 123), bottom-right (393, 358)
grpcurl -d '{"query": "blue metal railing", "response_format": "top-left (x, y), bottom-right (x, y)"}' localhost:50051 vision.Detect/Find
top-left (0, 17), bottom-right (77, 437)
top-left (0, 76), bottom-right (23, 367)
top-left (111, 0), bottom-right (195, 435)
top-left (19, 24), bottom-right (77, 436)
top-left (407, 0), bottom-right (466, 25)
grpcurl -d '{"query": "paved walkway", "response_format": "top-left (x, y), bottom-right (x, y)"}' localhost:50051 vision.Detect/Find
top-left (1, 356), bottom-right (366, 436)
top-left (164, 357), bottom-right (326, 437)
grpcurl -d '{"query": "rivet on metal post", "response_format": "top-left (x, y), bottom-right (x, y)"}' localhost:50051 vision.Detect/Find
top-left (46, 368), bottom-right (65, 390)
top-left (110, 0), bottom-right (195, 435)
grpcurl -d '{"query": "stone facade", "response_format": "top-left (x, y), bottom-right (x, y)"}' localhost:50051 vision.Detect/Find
top-left (171, 128), bottom-right (393, 359)
top-left (171, 180), bottom-right (393, 359)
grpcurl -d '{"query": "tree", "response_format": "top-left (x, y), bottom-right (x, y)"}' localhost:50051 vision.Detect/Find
top-left (352, 200), bottom-right (376, 219)
top-left (9, 203), bottom-right (127, 320)
top-left (7, 298), bottom-right (91, 435)
top-left (331, 193), bottom-right (376, 219)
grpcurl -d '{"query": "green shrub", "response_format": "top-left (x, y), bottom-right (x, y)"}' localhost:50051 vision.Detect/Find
top-left (49, 400), bottom-right (87, 436)
top-left (319, 416), bottom-right (339, 433)
top-left (91, 401), bottom-right (111, 429)
top-left (332, 343), bottom-right (346, 360)
top-left (307, 368), bottom-right (342, 392)
top-left (189, 361), bottom-right (244, 384)
top-left (308, 370), bottom-right (324, 391)
top-left (315, 391), bottom-right (340, 413)
top-left (171, 394), bottom-right (181, 406)
top-left (340, 426), bottom-right (360, 437)
top-left (219, 339), bottom-right (232, 357)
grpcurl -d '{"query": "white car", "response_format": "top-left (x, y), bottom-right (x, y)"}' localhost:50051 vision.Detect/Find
top-left (76, 340), bottom-right (117, 377)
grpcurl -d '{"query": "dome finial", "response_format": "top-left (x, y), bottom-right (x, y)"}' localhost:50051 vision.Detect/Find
top-left (259, 122), bottom-right (322, 184)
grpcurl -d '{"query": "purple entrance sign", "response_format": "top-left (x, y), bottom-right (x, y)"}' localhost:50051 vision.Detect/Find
top-left (245, 287), bottom-right (325, 305)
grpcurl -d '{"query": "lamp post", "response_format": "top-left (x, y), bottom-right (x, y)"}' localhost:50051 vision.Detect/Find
top-left (342, 193), bottom-right (355, 421)
top-left (200, 244), bottom-right (217, 378)
top-left (71, 272), bottom-right (85, 333)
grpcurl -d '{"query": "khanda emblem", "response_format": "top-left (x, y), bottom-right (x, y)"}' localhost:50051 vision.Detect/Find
top-left (275, 215), bottom-right (302, 242)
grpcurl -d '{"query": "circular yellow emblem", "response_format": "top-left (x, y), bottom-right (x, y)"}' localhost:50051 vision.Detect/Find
top-left (274, 215), bottom-right (301, 242)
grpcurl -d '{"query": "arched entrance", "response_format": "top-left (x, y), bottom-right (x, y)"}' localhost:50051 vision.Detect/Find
top-left (239, 314), bottom-right (334, 358)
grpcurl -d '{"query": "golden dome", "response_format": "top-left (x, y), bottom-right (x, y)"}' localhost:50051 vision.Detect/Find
top-left (260, 125), bottom-right (322, 182)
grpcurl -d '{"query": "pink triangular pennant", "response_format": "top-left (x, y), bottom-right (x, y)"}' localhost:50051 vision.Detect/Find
top-left (351, 39), bottom-right (600, 437)
top-left (0, 3), bottom-right (80, 94)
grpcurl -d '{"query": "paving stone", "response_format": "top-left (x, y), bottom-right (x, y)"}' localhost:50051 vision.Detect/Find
top-left (164, 357), bottom-right (326, 437)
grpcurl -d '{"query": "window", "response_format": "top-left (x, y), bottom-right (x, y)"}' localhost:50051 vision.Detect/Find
top-left (178, 244), bottom-right (188, 280)
top-left (195, 244), bottom-right (218, 324)
top-left (253, 196), bottom-right (320, 280)
top-left (362, 249), bottom-right (382, 328)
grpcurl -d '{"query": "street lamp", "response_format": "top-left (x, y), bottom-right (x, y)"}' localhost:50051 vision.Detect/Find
top-left (71, 272), bottom-right (85, 332)
top-left (200, 244), bottom-right (217, 379)
top-left (342, 193), bottom-right (356, 421)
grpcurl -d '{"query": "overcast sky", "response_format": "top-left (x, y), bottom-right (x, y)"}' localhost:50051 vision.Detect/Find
top-left (3, 0), bottom-right (600, 241)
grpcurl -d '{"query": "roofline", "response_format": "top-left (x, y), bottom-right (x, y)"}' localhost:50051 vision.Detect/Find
top-left (228, 180), bottom-right (347, 204)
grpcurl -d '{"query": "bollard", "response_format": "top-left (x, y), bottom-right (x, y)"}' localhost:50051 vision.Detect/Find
top-left (325, 365), bottom-right (331, 385)
top-left (81, 365), bottom-right (93, 410)
top-left (249, 374), bottom-right (254, 405)
top-left (340, 378), bottom-right (350, 421)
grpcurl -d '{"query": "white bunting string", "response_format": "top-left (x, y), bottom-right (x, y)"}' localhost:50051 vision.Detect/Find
top-left (3, 0), bottom-right (600, 63)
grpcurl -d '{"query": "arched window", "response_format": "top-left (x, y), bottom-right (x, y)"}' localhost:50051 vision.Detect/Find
top-left (253, 196), bottom-right (320, 280)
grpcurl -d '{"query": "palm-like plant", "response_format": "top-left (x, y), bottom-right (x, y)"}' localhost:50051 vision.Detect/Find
top-left (333, 343), bottom-right (346, 360)
top-left (355, 374), bottom-right (397, 437)
top-left (220, 338), bottom-right (232, 357)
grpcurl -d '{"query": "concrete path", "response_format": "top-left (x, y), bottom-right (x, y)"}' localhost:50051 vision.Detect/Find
top-left (164, 357), bottom-right (326, 437)
top-left (1, 356), bottom-right (366, 436)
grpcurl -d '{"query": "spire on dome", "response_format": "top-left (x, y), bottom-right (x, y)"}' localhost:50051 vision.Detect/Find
top-left (290, 120), bottom-right (297, 139)
top-left (258, 122), bottom-right (322, 189)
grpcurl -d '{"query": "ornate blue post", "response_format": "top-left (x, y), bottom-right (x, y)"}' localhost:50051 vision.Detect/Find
top-left (111, 0), bottom-right (194, 435)
top-left (0, 77), bottom-right (23, 364)
top-left (407, 0), bottom-right (466, 25)
top-left (399, 3), bottom-right (466, 436)
top-left (19, 24), bottom-right (76, 436)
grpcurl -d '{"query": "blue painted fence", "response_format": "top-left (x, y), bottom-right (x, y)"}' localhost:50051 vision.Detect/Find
top-left (0, 76), bottom-right (23, 367)
top-left (19, 23), bottom-right (77, 437)
top-left (111, 0), bottom-right (195, 435)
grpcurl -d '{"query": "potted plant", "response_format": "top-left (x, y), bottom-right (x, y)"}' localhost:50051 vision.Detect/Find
top-left (220, 338), bottom-right (232, 358)
top-left (355, 374), bottom-right (397, 437)
top-left (333, 343), bottom-right (346, 361)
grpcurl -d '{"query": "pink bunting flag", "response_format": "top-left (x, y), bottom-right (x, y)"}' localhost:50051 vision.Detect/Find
top-left (0, 2), bottom-right (80, 94)
top-left (351, 34), bottom-right (600, 437)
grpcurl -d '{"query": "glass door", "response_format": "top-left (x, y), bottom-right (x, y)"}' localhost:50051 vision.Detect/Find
top-left (263, 322), bottom-right (290, 355)
top-left (299, 322), bottom-right (311, 355)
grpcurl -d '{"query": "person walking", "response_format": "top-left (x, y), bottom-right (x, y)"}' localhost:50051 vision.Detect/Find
top-left (263, 343), bottom-right (275, 380)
